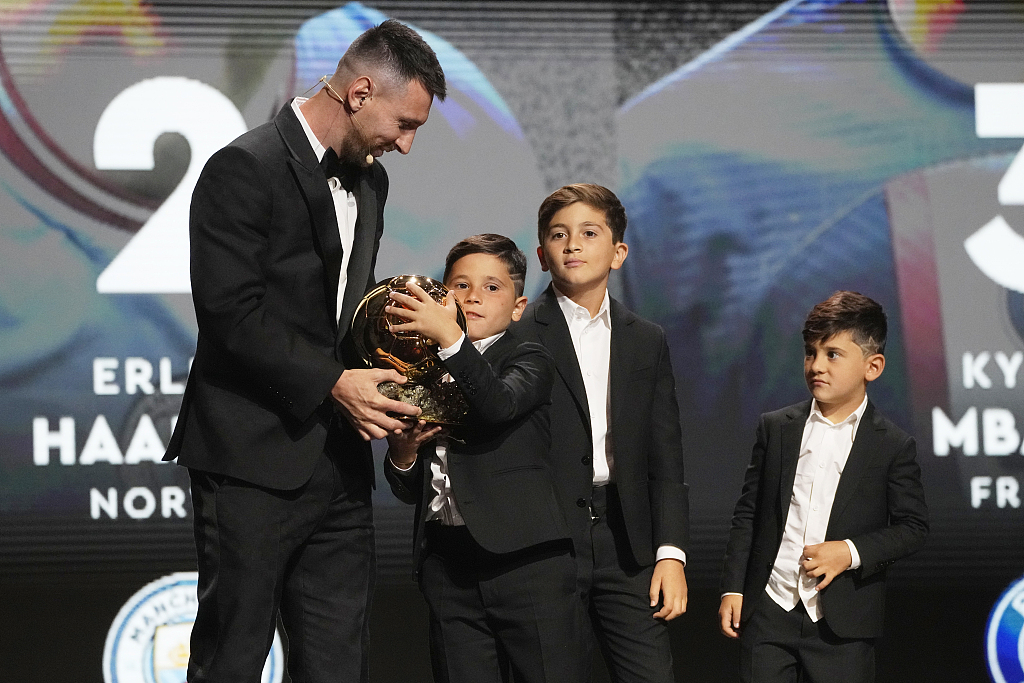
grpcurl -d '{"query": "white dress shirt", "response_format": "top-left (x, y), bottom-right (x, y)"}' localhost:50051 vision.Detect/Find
top-left (391, 332), bottom-right (504, 526)
top-left (552, 286), bottom-right (686, 565)
top-left (764, 396), bottom-right (867, 621)
top-left (291, 97), bottom-right (357, 322)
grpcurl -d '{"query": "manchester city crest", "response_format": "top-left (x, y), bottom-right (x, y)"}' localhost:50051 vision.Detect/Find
top-left (102, 572), bottom-right (284, 683)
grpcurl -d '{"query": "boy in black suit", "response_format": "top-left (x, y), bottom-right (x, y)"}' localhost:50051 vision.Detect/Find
top-left (514, 184), bottom-right (689, 683)
top-left (719, 291), bottom-right (928, 683)
top-left (383, 234), bottom-right (584, 683)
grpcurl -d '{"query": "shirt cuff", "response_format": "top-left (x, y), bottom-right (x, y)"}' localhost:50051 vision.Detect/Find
top-left (656, 544), bottom-right (686, 566)
top-left (436, 333), bottom-right (466, 360)
top-left (388, 453), bottom-right (416, 472)
top-left (721, 592), bottom-right (743, 599)
top-left (844, 539), bottom-right (861, 569)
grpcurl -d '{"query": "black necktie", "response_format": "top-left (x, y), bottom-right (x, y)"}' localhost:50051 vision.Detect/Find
top-left (320, 148), bottom-right (357, 193)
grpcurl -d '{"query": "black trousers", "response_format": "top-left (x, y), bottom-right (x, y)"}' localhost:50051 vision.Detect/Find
top-left (419, 522), bottom-right (586, 683)
top-left (579, 484), bottom-right (675, 683)
top-left (187, 449), bottom-right (375, 683)
top-left (739, 595), bottom-right (876, 683)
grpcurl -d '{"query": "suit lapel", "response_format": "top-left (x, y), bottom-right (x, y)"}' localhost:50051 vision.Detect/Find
top-left (609, 298), bottom-right (635, 440)
top-left (276, 104), bottom-right (343, 333)
top-left (828, 401), bottom-right (882, 528)
top-left (336, 170), bottom-right (380, 340)
top-left (778, 401), bottom-right (811, 524)
top-left (534, 286), bottom-right (591, 434)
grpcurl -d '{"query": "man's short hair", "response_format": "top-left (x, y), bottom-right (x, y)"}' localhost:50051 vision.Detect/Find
top-left (443, 234), bottom-right (527, 298)
top-left (802, 291), bottom-right (887, 356)
top-left (341, 18), bottom-right (446, 101)
top-left (537, 183), bottom-right (627, 245)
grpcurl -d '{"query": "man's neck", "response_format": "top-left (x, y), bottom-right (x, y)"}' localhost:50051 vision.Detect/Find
top-left (554, 279), bottom-right (608, 318)
top-left (298, 90), bottom-right (348, 154)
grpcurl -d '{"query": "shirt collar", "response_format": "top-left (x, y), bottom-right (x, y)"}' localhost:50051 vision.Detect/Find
top-left (472, 331), bottom-right (505, 355)
top-left (808, 394), bottom-right (869, 428)
top-left (291, 97), bottom-right (327, 162)
top-left (551, 283), bottom-right (611, 327)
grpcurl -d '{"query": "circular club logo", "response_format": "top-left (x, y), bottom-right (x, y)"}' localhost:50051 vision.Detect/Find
top-left (103, 572), bottom-right (284, 683)
top-left (986, 574), bottom-right (1024, 683)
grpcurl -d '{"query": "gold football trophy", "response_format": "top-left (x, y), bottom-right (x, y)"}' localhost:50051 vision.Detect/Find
top-left (350, 275), bottom-right (470, 423)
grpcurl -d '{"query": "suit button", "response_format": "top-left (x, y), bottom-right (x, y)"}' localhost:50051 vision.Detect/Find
top-left (581, 455), bottom-right (592, 466)
top-left (576, 498), bottom-right (587, 508)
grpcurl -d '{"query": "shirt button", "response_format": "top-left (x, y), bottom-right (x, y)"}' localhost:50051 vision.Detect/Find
top-left (576, 498), bottom-right (587, 508)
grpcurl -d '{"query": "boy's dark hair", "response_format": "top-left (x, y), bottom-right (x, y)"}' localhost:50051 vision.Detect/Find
top-left (537, 183), bottom-right (627, 245)
top-left (342, 19), bottom-right (446, 101)
top-left (443, 233), bottom-right (527, 297)
top-left (802, 291), bottom-right (887, 356)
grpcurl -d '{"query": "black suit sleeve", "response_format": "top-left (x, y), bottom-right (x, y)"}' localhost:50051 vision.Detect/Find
top-left (851, 434), bottom-right (928, 578)
top-left (721, 414), bottom-right (768, 595)
top-left (442, 340), bottom-right (554, 425)
top-left (190, 146), bottom-right (344, 423)
top-left (384, 451), bottom-right (423, 506)
top-left (647, 329), bottom-right (690, 553)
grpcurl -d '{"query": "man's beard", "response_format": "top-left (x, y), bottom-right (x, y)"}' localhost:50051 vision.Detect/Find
top-left (338, 126), bottom-right (372, 167)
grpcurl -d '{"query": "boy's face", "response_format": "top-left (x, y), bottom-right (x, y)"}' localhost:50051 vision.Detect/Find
top-left (804, 330), bottom-right (885, 420)
top-left (445, 253), bottom-right (528, 342)
top-left (537, 202), bottom-right (628, 296)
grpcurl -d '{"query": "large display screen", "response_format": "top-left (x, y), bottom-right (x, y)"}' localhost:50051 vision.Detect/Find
top-left (1, 1), bottom-right (1022, 679)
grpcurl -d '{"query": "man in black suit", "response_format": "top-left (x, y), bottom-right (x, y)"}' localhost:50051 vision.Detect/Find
top-left (163, 20), bottom-right (445, 683)
top-left (513, 184), bottom-right (689, 683)
top-left (383, 234), bottom-right (584, 683)
top-left (719, 291), bottom-right (928, 682)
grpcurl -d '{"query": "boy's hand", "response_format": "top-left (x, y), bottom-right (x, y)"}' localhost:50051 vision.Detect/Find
top-left (801, 540), bottom-right (852, 590)
top-left (386, 282), bottom-right (464, 349)
top-left (386, 420), bottom-right (443, 468)
top-left (650, 559), bottom-right (687, 620)
top-left (719, 594), bottom-right (743, 639)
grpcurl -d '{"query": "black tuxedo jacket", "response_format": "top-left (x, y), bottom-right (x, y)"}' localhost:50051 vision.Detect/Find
top-left (385, 330), bottom-right (571, 570)
top-left (511, 285), bottom-right (689, 567)
top-left (165, 103), bottom-right (387, 490)
top-left (721, 400), bottom-right (929, 639)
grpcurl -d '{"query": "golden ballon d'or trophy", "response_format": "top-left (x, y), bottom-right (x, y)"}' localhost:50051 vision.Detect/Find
top-left (350, 275), bottom-right (470, 423)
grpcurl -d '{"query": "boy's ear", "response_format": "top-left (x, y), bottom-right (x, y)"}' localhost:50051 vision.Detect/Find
top-left (609, 241), bottom-right (629, 271)
top-left (511, 295), bottom-right (528, 321)
top-left (536, 246), bottom-right (549, 272)
top-left (864, 353), bottom-right (885, 383)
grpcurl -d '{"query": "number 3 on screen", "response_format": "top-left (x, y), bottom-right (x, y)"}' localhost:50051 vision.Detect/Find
top-left (966, 84), bottom-right (1024, 294)
top-left (93, 76), bottom-right (248, 294)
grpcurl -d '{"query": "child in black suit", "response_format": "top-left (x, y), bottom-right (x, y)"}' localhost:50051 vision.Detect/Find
top-left (719, 291), bottom-right (928, 683)
top-left (514, 184), bottom-right (689, 683)
top-left (384, 234), bottom-right (584, 683)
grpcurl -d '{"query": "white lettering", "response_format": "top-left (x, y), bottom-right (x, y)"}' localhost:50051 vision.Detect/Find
top-left (932, 407), bottom-right (978, 456)
top-left (996, 476), bottom-right (1021, 508)
top-left (124, 487), bottom-right (156, 519)
top-left (159, 357), bottom-right (185, 394)
top-left (125, 357), bottom-right (155, 395)
top-left (982, 408), bottom-right (1020, 455)
top-left (971, 476), bottom-right (993, 508)
top-left (161, 486), bottom-right (187, 518)
top-left (32, 417), bottom-right (75, 465)
top-left (123, 414), bottom-right (166, 464)
top-left (91, 487), bottom-right (118, 519)
top-left (994, 351), bottom-right (1024, 388)
top-left (963, 352), bottom-right (992, 389)
top-left (79, 415), bottom-right (124, 465)
top-left (93, 358), bottom-right (120, 395)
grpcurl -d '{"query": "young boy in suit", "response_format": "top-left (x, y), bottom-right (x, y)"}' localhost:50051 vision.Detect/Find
top-left (514, 184), bottom-right (689, 683)
top-left (719, 290), bottom-right (928, 683)
top-left (383, 233), bottom-right (584, 683)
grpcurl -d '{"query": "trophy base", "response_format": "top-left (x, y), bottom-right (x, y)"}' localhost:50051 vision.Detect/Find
top-left (377, 381), bottom-right (469, 424)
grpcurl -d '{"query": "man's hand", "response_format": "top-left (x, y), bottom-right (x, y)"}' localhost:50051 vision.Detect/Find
top-left (386, 420), bottom-right (443, 468)
top-left (650, 559), bottom-right (687, 620)
top-left (331, 368), bottom-right (421, 440)
top-left (386, 282), bottom-right (464, 349)
top-left (801, 540), bottom-right (852, 591)
top-left (719, 594), bottom-right (743, 639)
